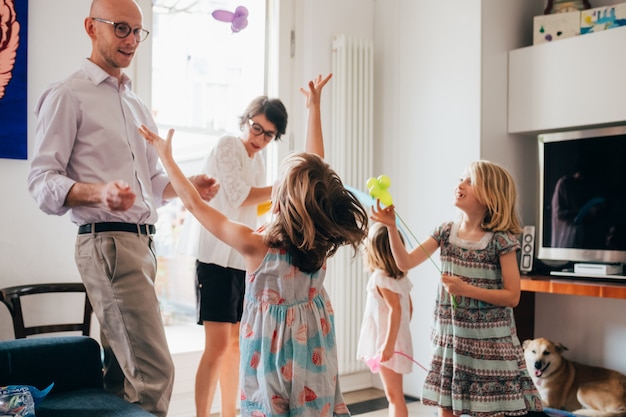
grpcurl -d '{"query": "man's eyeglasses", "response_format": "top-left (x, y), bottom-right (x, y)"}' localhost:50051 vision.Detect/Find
top-left (91, 17), bottom-right (150, 42)
top-left (247, 119), bottom-right (276, 142)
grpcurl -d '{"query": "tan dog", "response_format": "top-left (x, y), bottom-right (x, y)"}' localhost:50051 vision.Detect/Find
top-left (523, 337), bottom-right (626, 417)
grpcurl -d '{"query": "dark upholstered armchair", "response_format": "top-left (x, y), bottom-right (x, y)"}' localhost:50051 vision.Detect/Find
top-left (0, 336), bottom-right (155, 417)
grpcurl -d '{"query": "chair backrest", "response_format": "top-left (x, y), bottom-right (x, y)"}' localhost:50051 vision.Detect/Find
top-left (0, 283), bottom-right (93, 338)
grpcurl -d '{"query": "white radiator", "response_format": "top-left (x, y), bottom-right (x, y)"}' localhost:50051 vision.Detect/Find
top-left (327, 34), bottom-right (374, 377)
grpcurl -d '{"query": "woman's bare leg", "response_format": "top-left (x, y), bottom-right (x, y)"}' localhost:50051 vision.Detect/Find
top-left (217, 322), bottom-right (240, 417)
top-left (195, 321), bottom-right (233, 417)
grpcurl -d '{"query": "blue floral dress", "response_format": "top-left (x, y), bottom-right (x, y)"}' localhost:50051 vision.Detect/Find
top-left (239, 248), bottom-right (349, 417)
top-left (421, 222), bottom-right (543, 417)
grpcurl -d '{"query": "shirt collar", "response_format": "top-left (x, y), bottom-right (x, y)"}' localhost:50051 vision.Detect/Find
top-left (82, 58), bottom-right (132, 88)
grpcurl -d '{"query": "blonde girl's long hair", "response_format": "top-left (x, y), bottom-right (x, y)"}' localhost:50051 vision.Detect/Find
top-left (264, 152), bottom-right (369, 273)
top-left (365, 222), bottom-right (405, 279)
top-left (467, 160), bottom-right (523, 235)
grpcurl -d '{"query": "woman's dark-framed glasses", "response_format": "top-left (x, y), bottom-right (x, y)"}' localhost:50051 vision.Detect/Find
top-left (91, 17), bottom-right (150, 42)
top-left (247, 119), bottom-right (276, 142)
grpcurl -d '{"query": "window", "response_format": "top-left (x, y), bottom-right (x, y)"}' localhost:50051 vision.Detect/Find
top-left (150, 0), bottom-right (267, 334)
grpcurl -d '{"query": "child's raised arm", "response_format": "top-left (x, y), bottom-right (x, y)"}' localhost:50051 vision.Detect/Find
top-left (371, 200), bottom-right (439, 271)
top-left (300, 73), bottom-right (332, 158)
top-left (138, 125), bottom-right (266, 263)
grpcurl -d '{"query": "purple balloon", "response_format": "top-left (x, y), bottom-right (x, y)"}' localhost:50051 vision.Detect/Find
top-left (234, 6), bottom-right (249, 18)
top-left (212, 9), bottom-right (234, 22)
top-left (231, 16), bottom-right (248, 32)
top-left (212, 6), bottom-right (249, 33)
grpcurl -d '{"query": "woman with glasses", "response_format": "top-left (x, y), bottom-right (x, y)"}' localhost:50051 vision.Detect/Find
top-left (181, 93), bottom-right (288, 417)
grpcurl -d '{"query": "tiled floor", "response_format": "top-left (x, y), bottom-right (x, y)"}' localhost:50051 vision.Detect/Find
top-left (355, 400), bottom-right (436, 417)
top-left (170, 388), bottom-right (436, 417)
top-left (345, 388), bottom-right (436, 417)
top-left (170, 386), bottom-right (435, 417)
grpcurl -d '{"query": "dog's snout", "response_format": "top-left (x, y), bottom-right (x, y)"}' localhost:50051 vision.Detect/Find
top-left (534, 361), bottom-right (542, 370)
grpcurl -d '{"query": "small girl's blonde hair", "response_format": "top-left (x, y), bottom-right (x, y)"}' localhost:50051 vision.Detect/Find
top-left (365, 222), bottom-right (405, 279)
top-left (467, 160), bottom-right (523, 235)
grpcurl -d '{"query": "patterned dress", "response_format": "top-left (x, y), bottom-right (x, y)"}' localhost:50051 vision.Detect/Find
top-left (239, 248), bottom-right (350, 417)
top-left (421, 222), bottom-right (543, 417)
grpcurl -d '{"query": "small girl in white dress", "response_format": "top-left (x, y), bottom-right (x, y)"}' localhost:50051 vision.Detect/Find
top-left (357, 222), bottom-right (413, 417)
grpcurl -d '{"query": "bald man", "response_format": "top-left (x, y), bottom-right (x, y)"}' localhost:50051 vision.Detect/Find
top-left (28, 1), bottom-right (219, 415)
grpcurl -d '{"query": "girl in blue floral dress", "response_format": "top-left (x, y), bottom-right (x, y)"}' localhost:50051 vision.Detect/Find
top-left (371, 160), bottom-right (543, 417)
top-left (139, 73), bottom-right (369, 417)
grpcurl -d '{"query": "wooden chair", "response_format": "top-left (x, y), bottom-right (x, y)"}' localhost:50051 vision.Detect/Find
top-left (0, 283), bottom-right (93, 338)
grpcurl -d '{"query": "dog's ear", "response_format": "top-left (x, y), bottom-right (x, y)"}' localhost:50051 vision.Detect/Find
top-left (555, 342), bottom-right (569, 353)
top-left (522, 339), bottom-right (531, 349)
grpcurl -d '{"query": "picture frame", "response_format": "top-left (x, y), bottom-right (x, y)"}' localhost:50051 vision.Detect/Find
top-left (0, 0), bottom-right (28, 160)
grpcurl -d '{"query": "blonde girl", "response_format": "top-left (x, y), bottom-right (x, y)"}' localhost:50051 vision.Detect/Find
top-left (371, 160), bottom-right (543, 417)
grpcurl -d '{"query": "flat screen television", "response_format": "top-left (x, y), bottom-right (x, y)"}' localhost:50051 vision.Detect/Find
top-left (537, 126), bottom-right (626, 270)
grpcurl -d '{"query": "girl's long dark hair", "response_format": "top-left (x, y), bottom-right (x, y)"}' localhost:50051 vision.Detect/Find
top-left (264, 152), bottom-right (369, 273)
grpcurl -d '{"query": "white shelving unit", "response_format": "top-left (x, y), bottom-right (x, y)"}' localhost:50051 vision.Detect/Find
top-left (508, 26), bottom-right (626, 135)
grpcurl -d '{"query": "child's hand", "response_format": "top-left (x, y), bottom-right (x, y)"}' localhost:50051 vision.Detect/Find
top-left (442, 273), bottom-right (463, 308)
top-left (380, 344), bottom-right (394, 363)
top-left (138, 125), bottom-right (173, 159)
top-left (370, 199), bottom-right (397, 228)
top-left (442, 274), bottom-right (468, 296)
top-left (300, 73), bottom-right (332, 109)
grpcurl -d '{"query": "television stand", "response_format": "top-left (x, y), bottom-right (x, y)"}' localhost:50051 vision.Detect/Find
top-left (514, 274), bottom-right (626, 342)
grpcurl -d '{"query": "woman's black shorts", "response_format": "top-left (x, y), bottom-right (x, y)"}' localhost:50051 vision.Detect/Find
top-left (195, 261), bottom-right (245, 324)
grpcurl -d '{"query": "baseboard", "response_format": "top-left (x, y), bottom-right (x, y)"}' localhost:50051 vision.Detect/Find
top-left (340, 371), bottom-right (380, 393)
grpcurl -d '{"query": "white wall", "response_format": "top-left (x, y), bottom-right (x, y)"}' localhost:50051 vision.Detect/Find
top-left (481, 0), bottom-right (539, 223)
top-left (272, 0), bottom-right (376, 164)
